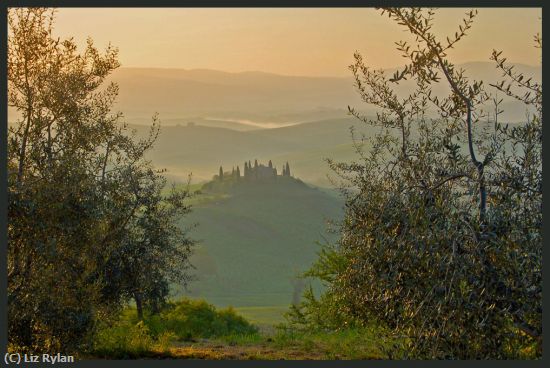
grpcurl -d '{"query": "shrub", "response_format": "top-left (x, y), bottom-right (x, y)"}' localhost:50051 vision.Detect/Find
top-left (148, 299), bottom-right (258, 340)
top-left (91, 298), bottom-right (258, 357)
top-left (93, 320), bottom-right (154, 359)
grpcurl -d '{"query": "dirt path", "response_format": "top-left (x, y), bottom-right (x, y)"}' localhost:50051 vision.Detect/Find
top-left (164, 341), bottom-right (328, 360)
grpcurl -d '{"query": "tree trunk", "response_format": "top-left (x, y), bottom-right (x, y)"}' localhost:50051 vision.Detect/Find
top-left (478, 166), bottom-right (487, 223)
top-left (134, 292), bottom-right (143, 320)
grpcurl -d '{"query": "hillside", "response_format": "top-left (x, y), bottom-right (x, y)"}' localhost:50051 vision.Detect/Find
top-left (172, 174), bottom-right (344, 310)
top-left (129, 117), bottom-right (371, 185)
top-left (105, 67), bottom-right (361, 121)
top-left (8, 62), bottom-right (540, 125)
top-left (131, 114), bottom-right (519, 187)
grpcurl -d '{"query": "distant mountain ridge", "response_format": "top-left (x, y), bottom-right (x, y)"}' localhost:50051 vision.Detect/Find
top-left (102, 62), bottom-right (540, 123)
top-left (8, 62), bottom-right (540, 124)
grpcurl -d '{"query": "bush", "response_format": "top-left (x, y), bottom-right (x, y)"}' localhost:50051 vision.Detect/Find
top-left (147, 299), bottom-right (258, 340)
top-left (272, 326), bottom-right (402, 359)
top-left (91, 298), bottom-right (258, 357)
top-left (93, 320), bottom-right (154, 359)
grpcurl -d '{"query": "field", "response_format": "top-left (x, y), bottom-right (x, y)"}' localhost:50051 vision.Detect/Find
top-left (234, 306), bottom-right (287, 326)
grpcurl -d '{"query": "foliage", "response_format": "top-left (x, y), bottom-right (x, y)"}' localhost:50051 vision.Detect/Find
top-left (7, 8), bottom-right (195, 352)
top-left (272, 326), bottom-right (400, 359)
top-left (93, 320), bottom-right (156, 359)
top-left (103, 176), bottom-right (196, 320)
top-left (289, 8), bottom-right (542, 359)
top-left (92, 298), bottom-right (258, 357)
top-left (143, 299), bottom-right (258, 340)
top-left (92, 299), bottom-right (404, 360)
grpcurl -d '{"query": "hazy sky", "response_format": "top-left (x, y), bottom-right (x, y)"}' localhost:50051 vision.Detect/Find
top-left (52, 8), bottom-right (541, 77)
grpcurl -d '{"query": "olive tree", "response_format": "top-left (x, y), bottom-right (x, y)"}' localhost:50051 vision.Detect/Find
top-left (290, 8), bottom-right (541, 359)
top-left (8, 8), bottom-right (195, 352)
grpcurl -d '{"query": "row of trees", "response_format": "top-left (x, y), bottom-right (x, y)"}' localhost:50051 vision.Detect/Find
top-left (8, 8), bottom-right (196, 352)
top-left (216, 160), bottom-right (292, 181)
top-left (290, 8), bottom-right (542, 359)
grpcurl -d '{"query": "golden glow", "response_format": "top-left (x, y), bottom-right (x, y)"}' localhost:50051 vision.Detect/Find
top-left (50, 8), bottom-right (541, 77)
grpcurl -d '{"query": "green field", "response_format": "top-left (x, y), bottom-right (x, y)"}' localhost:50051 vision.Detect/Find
top-left (234, 306), bottom-right (288, 326)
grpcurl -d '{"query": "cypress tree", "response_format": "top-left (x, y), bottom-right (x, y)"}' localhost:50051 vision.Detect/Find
top-left (236, 166), bottom-right (241, 178)
top-left (268, 160), bottom-right (273, 168)
top-left (285, 162), bottom-right (290, 177)
top-left (219, 166), bottom-right (224, 181)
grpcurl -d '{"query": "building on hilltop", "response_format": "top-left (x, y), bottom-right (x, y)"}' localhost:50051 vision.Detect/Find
top-left (214, 160), bottom-right (292, 182)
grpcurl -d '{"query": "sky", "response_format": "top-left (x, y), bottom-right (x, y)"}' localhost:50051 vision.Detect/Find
top-left (49, 8), bottom-right (542, 77)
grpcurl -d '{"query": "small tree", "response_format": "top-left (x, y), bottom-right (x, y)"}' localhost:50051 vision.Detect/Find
top-left (112, 174), bottom-right (195, 320)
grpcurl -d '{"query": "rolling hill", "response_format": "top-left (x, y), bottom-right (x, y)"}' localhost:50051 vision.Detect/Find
top-left (129, 117), bottom-right (373, 186)
top-left (172, 175), bottom-right (344, 310)
top-left (97, 62), bottom-right (542, 124)
top-left (105, 67), bottom-right (362, 121)
top-left (8, 62), bottom-right (540, 125)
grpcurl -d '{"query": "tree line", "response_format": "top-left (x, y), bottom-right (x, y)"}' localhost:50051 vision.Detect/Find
top-left (215, 160), bottom-right (292, 182)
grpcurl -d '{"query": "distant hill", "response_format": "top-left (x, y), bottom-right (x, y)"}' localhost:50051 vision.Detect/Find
top-left (173, 174), bottom-right (344, 308)
top-left (131, 112), bottom-right (519, 187)
top-left (95, 62), bottom-right (540, 124)
top-left (104, 67), bottom-right (362, 122)
top-left (128, 117), bottom-right (374, 186)
top-left (8, 61), bottom-right (540, 124)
